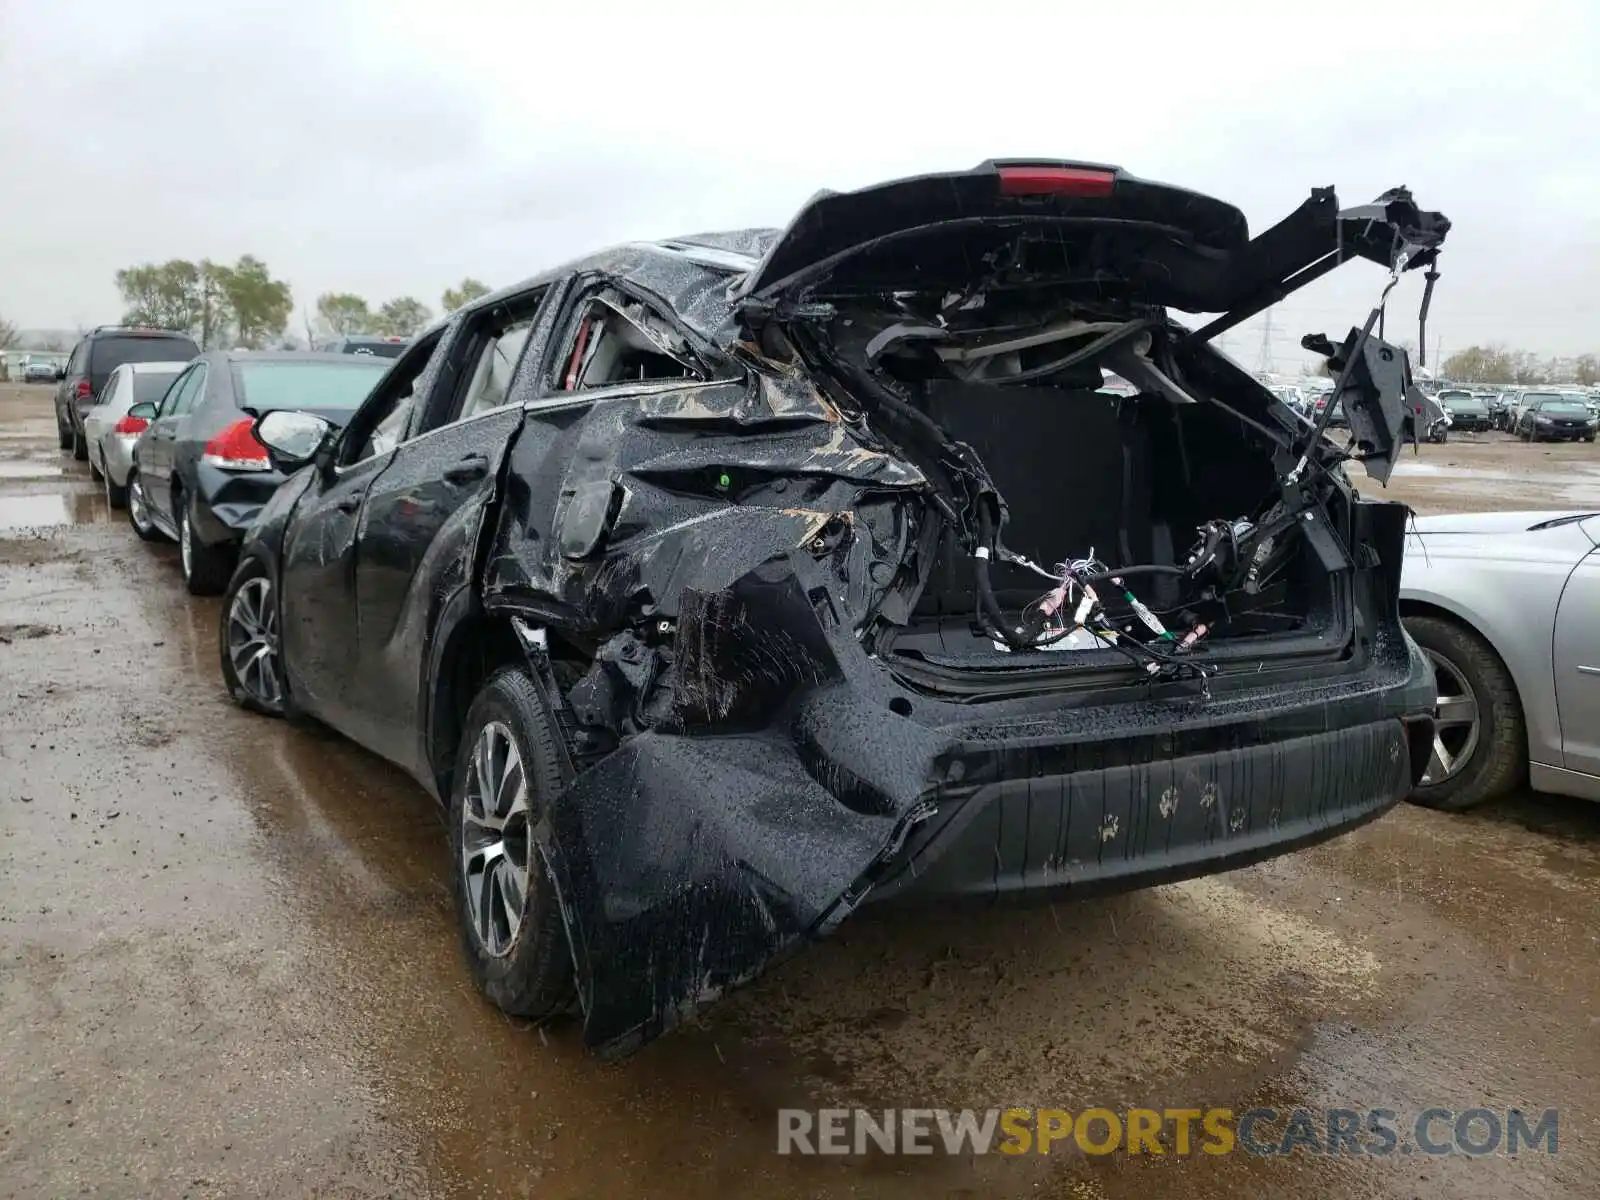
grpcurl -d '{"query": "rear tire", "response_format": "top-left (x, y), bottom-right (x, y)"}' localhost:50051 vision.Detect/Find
top-left (1404, 614), bottom-right (1525, 812)
top-left (71, 425), bottom-right (88, 461)
top-left (104, 468), bottom-right (127, 510)
top-left (126, 469), bottom-right (168, 543)
top-left (179, 501), bottom-right (234, 596)
top-left (57, 421), bottom-right (72, 451)
top-left (450, 668), bottom-right (574, 1022)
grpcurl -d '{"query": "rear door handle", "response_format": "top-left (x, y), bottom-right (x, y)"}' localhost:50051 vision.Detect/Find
top-left (443, 454), bottom-right (490, 485)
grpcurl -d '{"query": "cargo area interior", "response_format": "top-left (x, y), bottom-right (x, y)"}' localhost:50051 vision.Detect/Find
top-left (885, 377), bottom-right (1338, 666)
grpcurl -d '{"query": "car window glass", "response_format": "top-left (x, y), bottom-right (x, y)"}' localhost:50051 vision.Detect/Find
top-left (131, 370), bottom-right (183, 408)
top-left (154, 367), bottom-right (193, 415)
top-left (172, 365), bottom-right (207, 416)
top-left (161, 366), bottom-right (203, 417)
top-left (67, 343), bottom-right (86, 374)
top-left (90, 336), bottom-right (199, 375)
top-left (553, 291), bottom-right (704, 392)
top-left (94, 370), bottom-right (122, 408)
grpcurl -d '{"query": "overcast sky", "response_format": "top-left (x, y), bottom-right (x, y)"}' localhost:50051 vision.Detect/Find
top-left (2, 0), bottom-right (1596, 368)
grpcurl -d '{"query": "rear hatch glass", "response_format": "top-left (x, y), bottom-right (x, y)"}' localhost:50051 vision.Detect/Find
top-left (233, 359), bottom-right (390, 418)
top-left (132, 370), bottom-right (183, 406)
top-left (89, 334), bottom-right (200, 380)
top-left (339, 339), bottom-right (408, 359)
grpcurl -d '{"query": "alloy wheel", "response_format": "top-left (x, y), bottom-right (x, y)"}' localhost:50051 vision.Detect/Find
top-left (1421, 649), bottom-right (1481, 786)
top-left (226, 577), bottom-right (281, 708)
top-left (460, 721), bottom-right (532, 958)
top-left (130, 475), bottom-right (152, 534)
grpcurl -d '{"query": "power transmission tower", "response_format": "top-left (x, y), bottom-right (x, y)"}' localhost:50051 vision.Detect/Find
top-left (1258, 311), bottom-right (1276, 375)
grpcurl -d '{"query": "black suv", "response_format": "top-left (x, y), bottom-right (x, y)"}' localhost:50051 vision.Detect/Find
top-left (221, 160), bottom-right (1448, 1057)
top-left (56, 327), bottom-right (200, 459)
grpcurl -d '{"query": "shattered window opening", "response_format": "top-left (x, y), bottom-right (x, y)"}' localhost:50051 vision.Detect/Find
top-left (459, 318), bottom-right (537, 421)
top-left (450, 290), bottom-right (551, 424)
top-left (342, 330), bottom-right (446, 465)
top-left (554, 291), bottom-right (706, 392)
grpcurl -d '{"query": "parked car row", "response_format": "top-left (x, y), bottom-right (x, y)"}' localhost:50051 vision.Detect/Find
top-left (46, 160), bottom-right (1594, 1063)
top-left (1490, 387), bottom-right (1599, 436)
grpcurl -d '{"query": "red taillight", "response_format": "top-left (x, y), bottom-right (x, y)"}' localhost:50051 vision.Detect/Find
top-left (74, 379), bottom-right (92, 400)
top-left (201, 418), bottom-right (271, 472)
top-left (112, 415), bottom-right (149, 436)
top-left (997, 165), bottom-right (1116, 198)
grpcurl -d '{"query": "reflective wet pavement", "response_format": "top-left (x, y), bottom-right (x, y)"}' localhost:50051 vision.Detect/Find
top-left (2, 385), bottom-right (1597, 1199)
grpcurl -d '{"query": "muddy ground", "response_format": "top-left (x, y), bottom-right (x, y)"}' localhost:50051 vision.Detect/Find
top-left (2, 380), bottom-right (1598, 1199)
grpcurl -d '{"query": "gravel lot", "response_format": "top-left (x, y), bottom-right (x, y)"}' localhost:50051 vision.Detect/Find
top-left (2, 380), bottom-right (1598, 1199)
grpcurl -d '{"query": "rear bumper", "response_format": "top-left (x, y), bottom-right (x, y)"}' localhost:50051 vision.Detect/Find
top-left (101, 434), bottom-right (137, 487)
top-left (191, 464), bottom-right (286, 544)
top-left (870, 715), bottom-right (1428, 905)
top-left (843, 635), bottom-right (1434, 904)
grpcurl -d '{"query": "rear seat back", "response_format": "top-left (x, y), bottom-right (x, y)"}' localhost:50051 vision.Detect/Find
top-left (914, 382), bottom-right (1161, 614)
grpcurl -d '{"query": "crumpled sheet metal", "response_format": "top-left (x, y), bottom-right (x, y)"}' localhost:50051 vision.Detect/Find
top-left (481, 370), bottom-right (922, 632)
top-left (538, 567), bottom-right (936, 1057)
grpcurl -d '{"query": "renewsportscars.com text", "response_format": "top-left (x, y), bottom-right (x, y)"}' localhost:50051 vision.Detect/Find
top-left (777, 1106), bottom-right (1558, 1158)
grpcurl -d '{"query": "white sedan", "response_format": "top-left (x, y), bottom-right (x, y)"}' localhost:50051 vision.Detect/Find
top-left (1400, 510), bottom-right (1600, 810)
top-left (81, 361), bottom-right (188, 508)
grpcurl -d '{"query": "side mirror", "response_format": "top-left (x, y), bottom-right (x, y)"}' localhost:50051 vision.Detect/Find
top-left (56, 367), bottom-right (67, 381)
top-left (127, 402), bottom-right (159, 420)
top-left (254, 410), bottom-right (333, 475)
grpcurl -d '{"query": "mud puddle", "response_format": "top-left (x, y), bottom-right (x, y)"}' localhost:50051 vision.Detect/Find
top-left (0, 460), bottom-right (66, 480)
top-left (0, 494), bottom-right (75, 529)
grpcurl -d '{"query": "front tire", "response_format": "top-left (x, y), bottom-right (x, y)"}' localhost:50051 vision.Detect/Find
top-left (219, 557), bottom-right (286, 716)
top-left (450, 668), bottom-right (574, 1021)
top-left (178, 500), bottom-right (234, 596)
top-left (127, 469), bottom-right (168, 543)
top-left (1404, 614), bottom-right (1526, 812)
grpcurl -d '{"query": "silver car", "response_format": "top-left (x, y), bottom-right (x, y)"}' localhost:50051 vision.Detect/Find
top-left (82, 361), bottom-right (189, 508)
top-left (1400, 510), bottom-right (1600, 810)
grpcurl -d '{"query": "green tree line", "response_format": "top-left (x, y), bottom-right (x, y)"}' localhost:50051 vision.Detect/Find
top-left (312, 278), bottom-right (491, 343)
top-left (115, 257), bottom-right (293, 349)
top-left (111, 259), bottom-right (492, 350)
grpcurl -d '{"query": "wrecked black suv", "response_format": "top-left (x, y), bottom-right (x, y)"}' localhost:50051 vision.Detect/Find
top-left (221, 160), bottom-right (1447, 1057)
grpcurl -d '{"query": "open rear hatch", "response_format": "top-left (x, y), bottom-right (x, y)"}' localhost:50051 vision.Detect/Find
top-left (738, 160), bottom-right (1449, 686)
top-left (737, 159), bottom-right (1449, 483)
